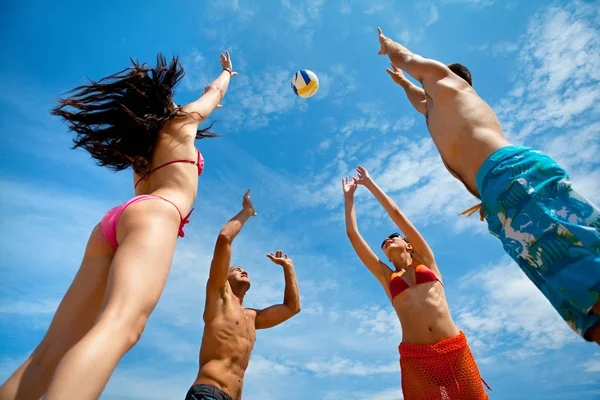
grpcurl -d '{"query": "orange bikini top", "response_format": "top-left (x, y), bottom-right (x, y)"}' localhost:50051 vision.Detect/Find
top-left (389, 265), bottom-right (441, 299)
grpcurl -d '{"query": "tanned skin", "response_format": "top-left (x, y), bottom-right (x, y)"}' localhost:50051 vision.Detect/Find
top-left (191, 190), bottom-right (301, 399)
top-left (377, 27), bottom-right (600, 344)
top-left (378, 27), bottom-right (510, 199)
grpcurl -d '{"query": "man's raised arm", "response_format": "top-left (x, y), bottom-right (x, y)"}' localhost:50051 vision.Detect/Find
top-left (206, 190), bottom-right (257, 296)
top-left (252, 251), bottom-right (301, 330)
top-left (386, 63), bottom-right (427, 115)
top-left (377, 27), bottom-right (450, 86)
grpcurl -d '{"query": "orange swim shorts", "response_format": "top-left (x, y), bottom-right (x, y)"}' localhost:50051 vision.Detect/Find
top-left (398, 331), bottom-right (490, 400)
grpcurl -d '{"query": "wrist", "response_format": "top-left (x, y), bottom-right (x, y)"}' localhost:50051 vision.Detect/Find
top-left (398, 78), bottom-right (410, 88)
top-left (282, 262), bottom-right (294, 270)
top-left (222, 68), bottom-right (232, 75)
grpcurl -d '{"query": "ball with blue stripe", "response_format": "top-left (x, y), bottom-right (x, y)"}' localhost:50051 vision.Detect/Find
top-left (291, 69), bottom-right (319, 98)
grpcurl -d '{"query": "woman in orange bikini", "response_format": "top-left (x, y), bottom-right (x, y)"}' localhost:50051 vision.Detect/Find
top-left (0, 51), bottom-right (236, 399)
top-left (343, 165), bottom-right (490, 400)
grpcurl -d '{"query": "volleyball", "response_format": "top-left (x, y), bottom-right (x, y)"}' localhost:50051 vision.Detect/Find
top-left (291, 69), bottom-right (319, 98)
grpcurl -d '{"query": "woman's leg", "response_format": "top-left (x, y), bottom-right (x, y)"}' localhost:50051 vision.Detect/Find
top-left (44, 198), bottom-right (181, 399)
top-left (0, 225), bottom-right (113, 400)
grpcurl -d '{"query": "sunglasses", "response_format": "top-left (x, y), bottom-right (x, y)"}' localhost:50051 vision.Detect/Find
top-left (381, 233), bottom-right (405, 249)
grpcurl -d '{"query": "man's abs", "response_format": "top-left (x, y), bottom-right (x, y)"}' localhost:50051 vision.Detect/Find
top-left (426, 88), bottom-right (510, 197)
top-left (194, 312), bottom-right (256, 400)
top-left (194, 359), bottom-right (246, 400)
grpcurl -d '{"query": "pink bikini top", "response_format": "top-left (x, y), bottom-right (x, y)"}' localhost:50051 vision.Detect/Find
top-left (134, 148), bottom-right (204, 188)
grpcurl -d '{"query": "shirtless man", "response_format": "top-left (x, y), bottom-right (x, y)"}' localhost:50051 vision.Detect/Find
top-left (376, 27), bottom-right (600, 344)
top-left (185, 191), bottom-right (301, 400)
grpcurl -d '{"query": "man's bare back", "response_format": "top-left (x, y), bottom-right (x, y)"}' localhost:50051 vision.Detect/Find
top-left (379, 29), bottom-right (510, 197)
top-left (186, 192), bottom-right (300, 400)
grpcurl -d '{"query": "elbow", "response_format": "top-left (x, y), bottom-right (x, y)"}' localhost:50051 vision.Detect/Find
top-left (217, 232), bottom-right (233, 245)
top-left (286, 298), bottom-right (301, 315)
top-left (291, 302), bottom-right (301, 315)
top-left (207, 83), bottom-right (226, 98)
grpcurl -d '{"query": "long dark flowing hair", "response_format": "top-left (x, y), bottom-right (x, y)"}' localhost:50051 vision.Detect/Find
top-left (51, 53), bottom-right (217, 176)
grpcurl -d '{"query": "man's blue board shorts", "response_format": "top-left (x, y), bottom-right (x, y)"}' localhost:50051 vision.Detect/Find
top-left (476, 145), bottom-right (600, 340)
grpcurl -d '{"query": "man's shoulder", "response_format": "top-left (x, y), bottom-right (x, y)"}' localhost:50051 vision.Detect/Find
top-left (425, 75), bottom-right (473, 96)
top-left (244, 307), bottom-right (259, 315)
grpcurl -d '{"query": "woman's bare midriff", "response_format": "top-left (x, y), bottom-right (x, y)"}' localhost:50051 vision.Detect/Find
top-left (132, 124), bottom-right (200, 212)
top-left (393, 282), bottom-right (460, 345)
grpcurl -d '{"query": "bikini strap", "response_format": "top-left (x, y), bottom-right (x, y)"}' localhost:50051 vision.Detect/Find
top-left (152, 196), bottom-right (194, 238)
top-left (134, 157), bottom-right (198, 188)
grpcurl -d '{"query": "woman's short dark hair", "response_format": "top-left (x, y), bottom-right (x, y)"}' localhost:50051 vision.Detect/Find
top-left (51, 53), bottom-right (217, 177)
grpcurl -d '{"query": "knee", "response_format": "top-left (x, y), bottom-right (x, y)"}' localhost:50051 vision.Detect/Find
top-left (98, 310), bottom-right (149, 350)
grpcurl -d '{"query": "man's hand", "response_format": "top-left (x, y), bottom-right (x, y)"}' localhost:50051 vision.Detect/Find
top-left (386, 63), bottom-right (407, 86)
top-left (377, 27), bottom-right (388, 56)
top-left (266, 250), bottom-right (293, 268)
top-left (242, 189), bottom-right (257, 216)
top-left (356, 165), bottom-right (373, 186)
top-left (342, 176), bottom-right (358, 197)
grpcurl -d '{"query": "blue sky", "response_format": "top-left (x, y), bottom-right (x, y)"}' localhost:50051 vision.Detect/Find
top-left (1, 0), bottom-right (599, 399)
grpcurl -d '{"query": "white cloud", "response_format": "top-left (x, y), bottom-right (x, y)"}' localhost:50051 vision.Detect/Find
top-left (440, 0), bottom-right (495, 7)
top-left (494, 1), bottom-right (600, 142)
top-left (417, 3), bottom-right (439, 27)
top-left (314, 64), bottom-right (358, 103)
top-left (582, 356), bottom-right (600, 373)
top-left (470, 41), bottom-right (519, 56)
top-left (427, 4), bottom-right (439, 26)
top-left (340, 101), bottom-right (415, 137)
top-left (490, 41), bottom-right (518, 55)
top-left (102, 365), bottom-right (189, 400)
top-left (363, 4), bottom-right (386, 15)
top-left (325, 387), bottom-right (403, 400)
top-left (454, 257), bottom-right (580, 355)
top-left (205, 0), bottom-right (255, 22)
top-left (246, 355), bottom-right (293, 377)
top-left (349, 306), bottom-right (401, 336)
top-left (319, 139), bottom-right (331, 151)
top-left (339, 2), bottom-right (351, 14)
top-left (305, 356), bottom-right (398, 377)
top-left (180, 49), bottom-right (214, 92)
top-left (302, 304), bottom-right (324, 315)
top-left (280, 0), bottom-right (325, 29)
top-left (397, 28), bottom-right (425, 46)
top-left (224, 66), bottom-right (307, 130)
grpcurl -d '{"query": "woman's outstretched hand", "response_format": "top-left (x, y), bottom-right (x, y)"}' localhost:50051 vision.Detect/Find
top-left (220, 51), bottom-right (238, 77)
top-left (356, 165), bottom-right (373, 186)
top-left (342, 176), bottom-right (359, 197)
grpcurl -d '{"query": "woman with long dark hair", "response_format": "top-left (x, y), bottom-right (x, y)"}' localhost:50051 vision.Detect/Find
top-left (0, 51), bottom-right (236, 399)
top-left (343, 166), bottom-right (491, 400)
